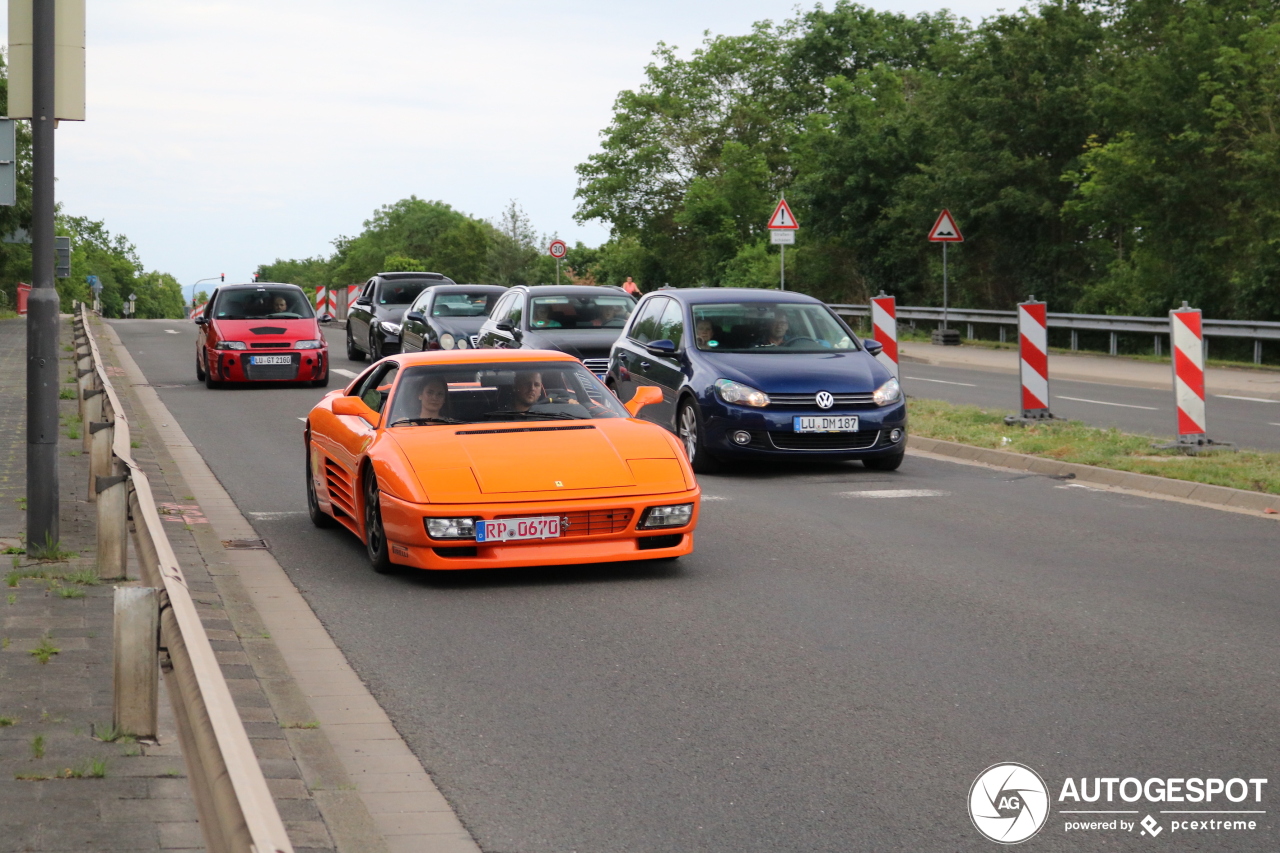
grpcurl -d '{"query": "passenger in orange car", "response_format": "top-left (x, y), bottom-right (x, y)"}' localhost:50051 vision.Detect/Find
top-left (510, 371), bottom-right (544, 412)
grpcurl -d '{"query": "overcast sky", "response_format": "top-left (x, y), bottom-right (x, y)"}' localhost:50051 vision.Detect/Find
top-left (8, 0), bottom-right (1016, 293)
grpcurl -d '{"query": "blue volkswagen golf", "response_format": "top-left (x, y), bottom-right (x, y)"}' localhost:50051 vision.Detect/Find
top-left (606, 288), bottom-right (906, 473)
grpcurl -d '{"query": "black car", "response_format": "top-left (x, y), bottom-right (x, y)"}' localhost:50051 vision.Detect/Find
top-left (474, 285), bottom-right (636, 377)
top-left (346, 271), bottom-right (455, 361)
top-left (607, 288), bottom-right (907, 473)
top-left (399, 284), bottom-right (507, 353)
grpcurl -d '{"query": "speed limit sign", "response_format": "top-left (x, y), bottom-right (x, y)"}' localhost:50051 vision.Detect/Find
top-left (548, 240), bottom-right (567, 259)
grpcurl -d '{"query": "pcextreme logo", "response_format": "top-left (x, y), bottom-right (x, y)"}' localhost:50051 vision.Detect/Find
top-left (969, 763), bottom-right (1269, 844)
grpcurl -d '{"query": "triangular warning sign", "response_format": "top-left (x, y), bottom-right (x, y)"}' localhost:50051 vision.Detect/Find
top-left (928, 209), bottom-right (963, 242)
top-left (767, 199), bottom-right (799, 230)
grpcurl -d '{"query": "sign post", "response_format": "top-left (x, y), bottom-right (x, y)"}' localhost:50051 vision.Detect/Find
top-left (548, 239), bottom-right (567, 285)
top-left (767, 199), bottom-right (799, 291)
top-left (928, 209), bottom-right (963, 345)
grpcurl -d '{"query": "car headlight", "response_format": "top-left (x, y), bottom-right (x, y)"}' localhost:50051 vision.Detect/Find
top-left (425, 517), bottom-right (476, 539)
top-left (215, 341), bottom-right (246, 350)
top-left (640, 503), bottom-right (694, 529)
top-left (714, 379), bottom-right (770, 407)
top-left (440, 333), bottom-right (455, 350)
top-left (380, 321), bottom-right (402, 335)
top-left (294, 340), bottom-right (323, 349)
top-left (456, 337), bottom-right (469, 349)
top-left (873, 377), bottom-right (902, 406)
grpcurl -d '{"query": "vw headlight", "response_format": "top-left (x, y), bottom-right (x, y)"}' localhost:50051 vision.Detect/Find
top-left (215, 341), bottom-right (246, 350)
top-left (873, 377), bottom-right (902, 406)
top-left (440, 333), bottom-right (455, 350)
top-left (715, 379), bottom-right (770, 408)
top-left (294, 339), bottom-right (323, 349)
top-left (380, 321), bottom-right (402, 335)
top-left (425, 517), bottom-right (476, 539)
top-left (639, 503), bottom-right (694, 529)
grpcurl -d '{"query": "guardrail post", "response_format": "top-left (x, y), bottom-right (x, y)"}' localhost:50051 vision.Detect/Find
top-left (113, 586), bottom-right (159, 739)
top-left (88, 421), bottom-right (114, 503)
top-left (999, 326), bottom-right (1006, 344)
top-left (1256, 340), bottom-right (1263, 365)
top-left (1154, 335), bottom-right (1162, 357)
top-left (1071, 330), bottom-right (1078, 351)
top-left (97, 473), bottom-right (130, 580)
top-left (1109, 332), bottom-right (1118, 356)
top-left (82, 386), bottom-right (103, 452)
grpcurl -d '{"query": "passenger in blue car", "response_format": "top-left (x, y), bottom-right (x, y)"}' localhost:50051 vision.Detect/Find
top-left (757, 311), bottom-right (795, 347)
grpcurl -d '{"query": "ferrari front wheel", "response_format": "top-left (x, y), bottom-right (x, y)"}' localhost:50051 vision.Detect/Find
top-left (306, 444), bottom-right (336, 528)
top-left (362, 468), bottom-right (395, 574)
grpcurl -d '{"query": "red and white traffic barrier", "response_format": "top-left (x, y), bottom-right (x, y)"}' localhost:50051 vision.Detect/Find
top-left (315, 287), bottom-right (337, 317)
top-left (1018, 297), bottom-right (1052, 418)
top-left (1171, 302), bottom-right (1207, 443)
top-left (188, 302), bottom-right (206, 320)
top-left (870, 293), bottom-right (899, 380)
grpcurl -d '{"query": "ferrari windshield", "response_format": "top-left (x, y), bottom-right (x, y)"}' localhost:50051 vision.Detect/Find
top-left (529, 294), bottom-right (634, 330)
top-left (690, 302), bottom-right (860, 353)
top-left (386, 361), bottom-right (631, 426)
top-left (213, 287), bottom-right (315, 320)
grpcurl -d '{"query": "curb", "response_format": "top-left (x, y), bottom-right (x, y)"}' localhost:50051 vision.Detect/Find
top-left (101, 321), bottom-right (481, 853)
top-left (907, 435), bottom-right (1280, 517)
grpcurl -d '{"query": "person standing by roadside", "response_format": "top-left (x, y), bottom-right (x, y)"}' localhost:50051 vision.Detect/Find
top-left (622, 276), bottom-right (639, 296)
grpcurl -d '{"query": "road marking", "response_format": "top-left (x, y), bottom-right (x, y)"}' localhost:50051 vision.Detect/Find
top-left (1270, 423), bottom-right (1280, 427)
top-left (333, 368), bottom-right (360, 379)
top-left (837, 489), bottom-right (949, 498)
top-left (1056, 395), bottom-right (1157, 410)
top-left (701, 495), bottom-right (729, 501)
top-left (248, 511), bottom-right (306, 520)
top-left (904, 376), bottom-right (976, 387)
top-left (297, 417), bottom-right (306, 422)
top-left (1215, 394), bottom-right (1280, 403)
top-left (165, 329), bottom-right (180, 334)
top-left (1056, 483), bottom-right (1105, 492)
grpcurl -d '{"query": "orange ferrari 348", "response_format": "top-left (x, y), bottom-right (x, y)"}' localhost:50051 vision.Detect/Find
top-left (304, 349), bottom-right (700, 572)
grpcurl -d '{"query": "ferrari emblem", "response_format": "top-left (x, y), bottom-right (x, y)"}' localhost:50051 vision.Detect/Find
top-left (555, 480), bottom-right (564, 488)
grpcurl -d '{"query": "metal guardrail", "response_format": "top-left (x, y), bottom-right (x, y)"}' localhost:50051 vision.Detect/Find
top-left (73, 304), bottom-right (293, 853)
top-left (829, 304), bottom-right (1280, 361)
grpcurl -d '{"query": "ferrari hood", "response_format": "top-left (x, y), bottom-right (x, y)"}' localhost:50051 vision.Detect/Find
top-left (386, 418), bottom-right (687, 501)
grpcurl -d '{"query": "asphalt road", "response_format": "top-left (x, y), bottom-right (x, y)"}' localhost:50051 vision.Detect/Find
top-left (902, 361), bottom-right (1280, 452)
top-left (114, 318), bottom-right (1280, 852)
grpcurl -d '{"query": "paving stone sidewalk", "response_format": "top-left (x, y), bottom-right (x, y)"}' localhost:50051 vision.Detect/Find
top-left (0, 316), bottom-right (342, 851)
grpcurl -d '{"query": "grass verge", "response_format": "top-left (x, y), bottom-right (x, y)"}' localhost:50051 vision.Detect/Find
top-left (909, 398), bottom-right (1280, 496)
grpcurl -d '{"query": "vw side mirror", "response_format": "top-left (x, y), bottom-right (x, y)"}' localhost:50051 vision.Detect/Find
top-left (332, 395), bottom-right (380, 427)
top-left (862, 338), bottom-right (884, 356)
top-left (645, 339), bottom-right (677, 356)
top-left (405, 311), bottom-right (425, 324)
top-left (625, 385), bottom-right (663, 417)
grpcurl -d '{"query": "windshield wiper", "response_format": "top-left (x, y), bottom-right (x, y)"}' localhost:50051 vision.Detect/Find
top-left (483, 410), bottom-right (580, 421)
top-left (389, 417), bottom-right (464, 427)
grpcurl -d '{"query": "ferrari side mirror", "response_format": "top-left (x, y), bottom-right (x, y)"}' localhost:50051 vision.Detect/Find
top-left (332, 395), bottom-right (380, 427)
top-left (625, 385), bottom-right (663, 417)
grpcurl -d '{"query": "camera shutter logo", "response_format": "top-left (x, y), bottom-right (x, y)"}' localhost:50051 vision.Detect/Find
top-left (969, 763), bottom-right (1050, 844)
top-left (815, 391), bottom-right (835, 410)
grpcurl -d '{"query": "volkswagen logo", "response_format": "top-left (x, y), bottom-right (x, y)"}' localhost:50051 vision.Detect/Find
top-left (815, 391), bottom-right (835, 410)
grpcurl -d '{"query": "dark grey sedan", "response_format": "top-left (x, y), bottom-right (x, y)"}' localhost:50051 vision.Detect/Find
top-left (399, 284), bottom-right (506, 353)
top-left (345, 271), bottom-right (455, 361)
top-left (474, 284), bottom-right (636, 377)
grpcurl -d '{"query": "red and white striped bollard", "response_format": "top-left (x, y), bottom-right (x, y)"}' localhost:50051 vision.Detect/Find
top-left (870, 293), bottom-right (899, 381)
top-left (1017, 297), bottom-right (1052, 419)
top-left (1171, 302), bottom-right (1207, 445)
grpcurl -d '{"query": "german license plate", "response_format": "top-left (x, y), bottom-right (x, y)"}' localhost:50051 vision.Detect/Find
top-left (251, 355), bottom-right (292, 365)
top-left (794, 415), bottom-right (859, 433)
top-left (476, 516), bottom-right (561, 542)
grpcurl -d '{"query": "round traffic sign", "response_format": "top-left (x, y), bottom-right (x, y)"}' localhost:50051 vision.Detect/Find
top-left (548, 240), bottom-right (567, 259)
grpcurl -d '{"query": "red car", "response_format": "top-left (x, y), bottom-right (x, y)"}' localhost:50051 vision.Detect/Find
top-left (195, 282), bottom-right (330, 388)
